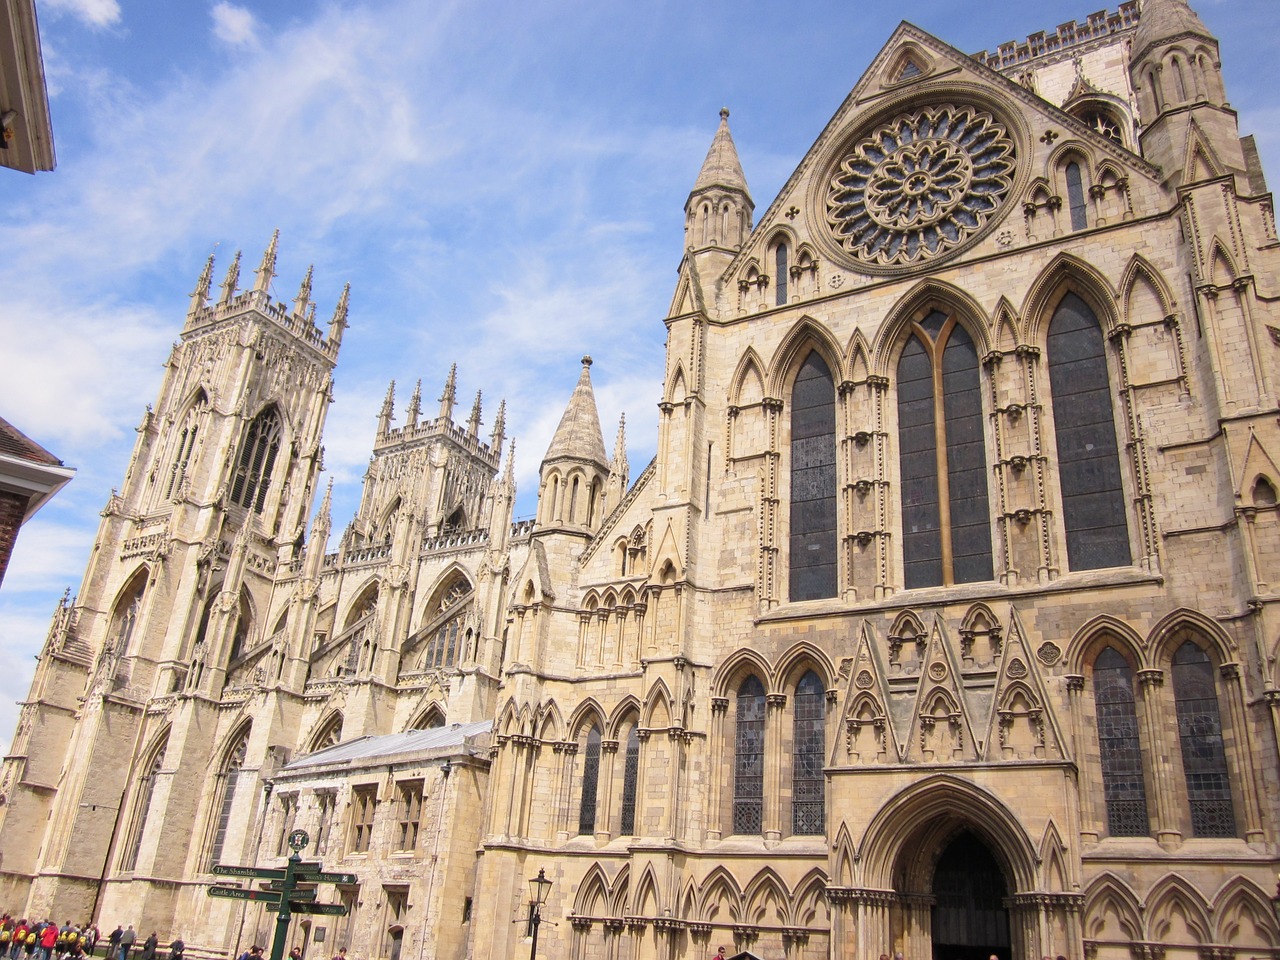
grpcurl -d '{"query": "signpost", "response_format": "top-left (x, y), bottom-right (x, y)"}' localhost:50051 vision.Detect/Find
top-left (208, 830), bottom-right (350, 960)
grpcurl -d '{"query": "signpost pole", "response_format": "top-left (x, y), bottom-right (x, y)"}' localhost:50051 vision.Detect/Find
top-left (268, 831), bottom-right (310, 960)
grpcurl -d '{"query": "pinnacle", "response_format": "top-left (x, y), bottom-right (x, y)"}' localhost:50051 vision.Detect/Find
top-left (1133, 0), bottom-right (1214, 62)
top-left (543, 357), bottom-right (608, 467)
top-left (690, 107), bottom-right (750, 199)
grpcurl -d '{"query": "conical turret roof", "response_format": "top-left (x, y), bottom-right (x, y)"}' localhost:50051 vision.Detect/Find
top-left (689, 108), bottom-right (750, 200)
top-left (544, 357), bottom-right (608, 467)
top-left (1133, 0), bottom-right (1214, 61)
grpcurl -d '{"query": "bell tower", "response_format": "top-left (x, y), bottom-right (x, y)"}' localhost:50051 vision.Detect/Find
top-left (0, 233), bottom-right (345, 920)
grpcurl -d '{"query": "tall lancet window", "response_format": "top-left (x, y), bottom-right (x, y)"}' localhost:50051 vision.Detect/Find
top-left (578, 725), bottom-right (601, 835)
top-left (775, 243), bottom-right (789, 306)
top-left (207, 729), bottom-right (250, 870)
top-left (1048, 293), bottom-right (1130, 570)
top-left (733, 675), bottom-right (766, 834)
top-left (1066, 162), bottom-right (1088, 231)
top-left (1092, 647), bottom-right (1149, 836)
top-left (619, 724), bottom-right (640, 836)
top-left (229, 407), bottom-right (281, 513)
top-left (1172, 641), bottom-right (1236, 838)
top-left (120, 734), bottom-right (168, 871)
top-left (792, 670), bottom-right (825, 835)
top-left (166, 394), bottom-right (207, 500)
top-left (897, 311), bottom-right (992, 588)
top-left (790, 352), bottom-right (837, 601)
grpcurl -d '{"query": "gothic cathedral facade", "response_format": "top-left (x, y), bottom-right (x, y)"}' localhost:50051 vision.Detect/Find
top-left (3, 3), bottom-right (1280, 960)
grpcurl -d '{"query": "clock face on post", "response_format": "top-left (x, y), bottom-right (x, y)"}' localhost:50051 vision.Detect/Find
top-left (824, 103), bottom-right (1017, 270)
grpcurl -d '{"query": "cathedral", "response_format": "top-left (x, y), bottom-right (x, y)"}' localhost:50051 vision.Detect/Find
top-left (2, 2), bottom-right (1279, 959)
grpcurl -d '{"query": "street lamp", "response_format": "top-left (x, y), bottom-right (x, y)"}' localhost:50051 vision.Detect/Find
top-left (527, 868), bottom-right (553, 960)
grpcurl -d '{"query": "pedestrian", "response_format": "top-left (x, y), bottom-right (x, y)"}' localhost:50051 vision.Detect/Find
top-left (117, 927), bottom-right (134, 960)
top-left (328, 949), bottom-right (345, 960)
top-left (140, 935), bottom-right (156, 960)
top-left (165, 938), bottom-right (183, 960)
top-left (10, 920), bottom-right (28, 960)
top-left (39, 921), bottom-right (58, 960)
top-left (288, 947), bottom-right (302, 960)
top-left (236, 945), bottom-right (262, 960)
top-left (106, 929), bottom-right (121, 960)
top-left (84, 929), bottom-right (98, 959)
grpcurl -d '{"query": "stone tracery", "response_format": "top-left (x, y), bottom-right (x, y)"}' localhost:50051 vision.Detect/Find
top-left (826, 104), bottom-right (1016, 267)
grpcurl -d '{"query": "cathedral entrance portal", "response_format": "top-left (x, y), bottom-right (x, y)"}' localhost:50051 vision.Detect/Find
top-left (930, 832), bottom-right (1011, 960)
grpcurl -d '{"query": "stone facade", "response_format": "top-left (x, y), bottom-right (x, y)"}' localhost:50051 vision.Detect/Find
top-left (2, 3), bottom-right (1280, 960)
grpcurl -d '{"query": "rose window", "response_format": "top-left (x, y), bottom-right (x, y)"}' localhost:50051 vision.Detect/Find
top-left (826, 104), bottom-right (1016, 267)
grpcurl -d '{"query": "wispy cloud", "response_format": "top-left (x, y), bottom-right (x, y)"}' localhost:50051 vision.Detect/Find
top-left (42, 0), bottom-right (121, 29)
top-left (210, 2), bottom-right (259, 50)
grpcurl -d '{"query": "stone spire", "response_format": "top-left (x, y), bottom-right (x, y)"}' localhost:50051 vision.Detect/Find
top-left (438, 363), bottom-right (458, 422)
top-left (329, 283), bottom-right (350, 345)
top-left (406, 379), bottom-right (422, 428)
top-left (303, 478), bottom-right (334, 580)
top-left (490, 398), bottom-right (507, 454)
top-left (189, 254), bottom-right (214, 316)
top-left (685, 108), bottom-right (754, 252)
top-left (378, 380), bottom-right (396, 437)
top-left (1132, 0), bottom-right (1214, 62)
top-left (543, 356), bottom-right (608, 467)
top-left (253, 229), bottom-right (279, 293)
top-left (294, 264), bottom-right (314, 318)
top-left (467, 390), bottom-right (483, 437)
top-left (218, 251), bottom-right (241, 305)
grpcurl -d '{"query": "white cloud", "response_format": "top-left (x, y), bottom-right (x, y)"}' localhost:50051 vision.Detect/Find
top-left (42, 0), bottom-right (120, 28)
top-left (210, 2), bottom-right (259, 49)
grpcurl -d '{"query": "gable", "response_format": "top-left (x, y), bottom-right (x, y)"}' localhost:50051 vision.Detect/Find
top-left (719, 21), bottom-right (1163, 294)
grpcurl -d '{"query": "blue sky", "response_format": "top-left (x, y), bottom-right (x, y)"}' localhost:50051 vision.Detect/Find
top-left (1, 0), bottom-right (1276, 736)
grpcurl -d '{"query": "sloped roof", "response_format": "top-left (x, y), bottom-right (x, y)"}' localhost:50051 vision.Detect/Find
top-left (543, 357), bottom-right (607, 467)
top-left (1132, 0), bottom-right (1214, 61)
top-left (280, 719), bottom-right (491, 772)
top-left (0, 417), bottom-right (62, 466)
top-left (690, 108), bottom-right (750, 200)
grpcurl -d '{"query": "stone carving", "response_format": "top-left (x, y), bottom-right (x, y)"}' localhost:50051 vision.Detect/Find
top-left (826, 104), bottom-right (1016, 267)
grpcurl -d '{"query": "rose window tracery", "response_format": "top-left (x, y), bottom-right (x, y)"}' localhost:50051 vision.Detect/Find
top-left (825, 104), bottom-right (1016, 267)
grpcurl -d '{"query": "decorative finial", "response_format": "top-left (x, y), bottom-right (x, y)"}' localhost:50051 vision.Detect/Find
top-left (253, 229), bottom-right (279, 293)
top-left (294, 264), bottom-right (314, 317)
top-left (406, 379), bottom-right (422, 427)
top-left (720, 107), bottom-right (730, 120)
top-left (378, 379), bottom-right (396, 434)
top-left (219, 251), bottom-right (242, 305)
top-left (190, 254), bottom-right (215, 315)
top-left (329, 283), bottom-right (350, 334)
top-left (439, 363), bottom-right (458, 421)
top-left (467, 389), bottom-right (483, 437)
top-left (582, 355), bottom-right (592, 368)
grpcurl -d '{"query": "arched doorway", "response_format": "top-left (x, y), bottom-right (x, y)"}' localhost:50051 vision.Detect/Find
top-left (931, 832), bottom-right (1011, 960)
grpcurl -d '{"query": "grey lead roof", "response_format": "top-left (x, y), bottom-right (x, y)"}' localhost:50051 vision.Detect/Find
top-left (281, 719), bottom-right (492, 772)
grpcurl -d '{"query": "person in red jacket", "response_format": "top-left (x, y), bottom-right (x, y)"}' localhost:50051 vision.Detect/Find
top-left (38, 922), bottom-right (58, 960)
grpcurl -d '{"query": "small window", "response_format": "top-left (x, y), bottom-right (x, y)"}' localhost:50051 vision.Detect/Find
top-left (276, 794), bottom-right (299, 856)
top-left (350, 785), bottom-right (378, 853)
top-left (395, 781), bottom-right (423, 851)
top-left (775, 243), bottom-right (789, 306)
top-left (1066, 162), bottom-right (1088, 231)
top-left (315, 792), bottom-right (337, 855)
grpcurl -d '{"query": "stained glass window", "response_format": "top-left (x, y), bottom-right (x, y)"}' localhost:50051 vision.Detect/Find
top-left (775, 243), bottom-right (789, 306)
top-left (1048, 294), bottom-right (1130, 570)
top-left (898, 312), bottom-right (992, 588)
top-left (734, 676), bottom-right (766, 834)
top-left (207, 731), bottom-right (249, 869)
top-left (792, 671), bottom-right (825, 834)
top-left (1066, 162), bottom-right (1088, 231)
top-left (790, 352), bottom-right (837, 601)
top-left (120, 736), bottom-right (167, 870)
top-left (230, 408), bottom-right (281, 513)
top-left (1171, 641), bottom-right (1236, 837)
top-left (578, 725), bottom-right (601, 835)
top-left (619, 725), bottom-right (640, 836)
top-left (1092, 647), bottom-right (1149, 836)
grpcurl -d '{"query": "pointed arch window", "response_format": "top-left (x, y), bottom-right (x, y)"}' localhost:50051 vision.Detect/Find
top-left (1065, 163), bottom-right (1088, 231)
top-left (577, 725), bottom-right (602, 835)
top-left (111, 572), bottom-right (147, 656)
top-left (897, 311), bottom-right (993, 588)
top-left (207, 730), bottom-right (250, 870)
top-left (775, 242), bottom-right (789, 306)
top-left (619, 724), bottom-right (640, 836)
top-left (1092, 647), bottom-right (1149, 836)
top-left (120, 734), bottom-right (168, 871)
top-left (229, 407), bottom-right (281, 513)
top-left (1171, 641), bottom-right (1236, 837)
top-left (733, 675), bottom-right (766, 834)
top-left (792, 670), bottom-right (825, 835)
top-left (790, 351), bottom-right (837, 601)
top-left (166, 395), bottom-right (207, 500)
top-left (1047, 293), bottom-right (1130, 570)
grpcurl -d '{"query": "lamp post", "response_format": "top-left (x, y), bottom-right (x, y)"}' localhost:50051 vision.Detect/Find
top-left (527, 868), bottom-right (553, 960)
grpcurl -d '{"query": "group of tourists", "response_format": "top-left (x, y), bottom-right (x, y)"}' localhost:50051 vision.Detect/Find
top-left (0, 921), bottom-right (183, 960)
